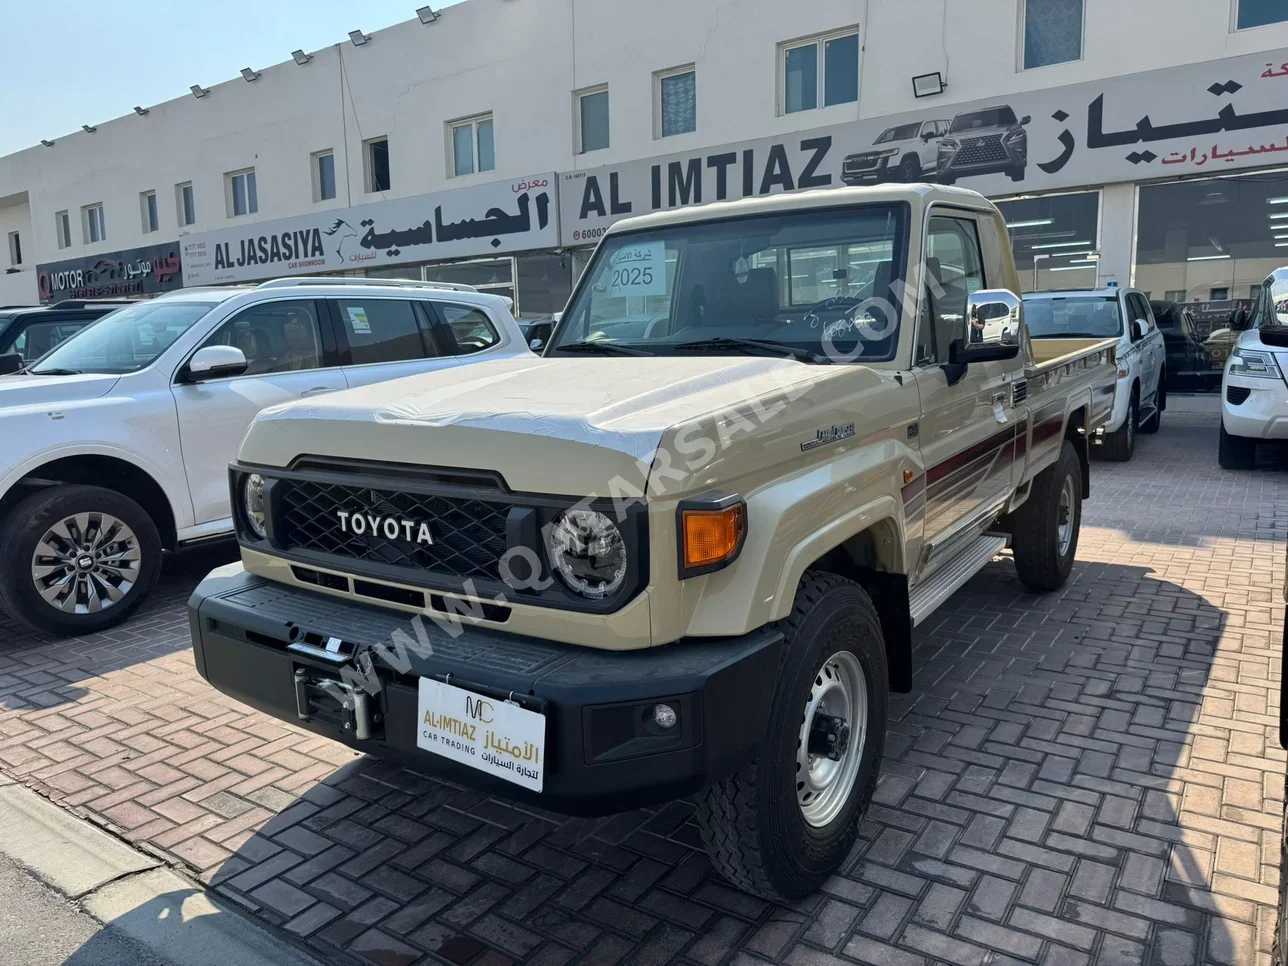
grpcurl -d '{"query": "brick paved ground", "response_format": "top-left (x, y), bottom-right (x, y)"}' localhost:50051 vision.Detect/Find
top-left (0, 405), bottom-right (1282, 966)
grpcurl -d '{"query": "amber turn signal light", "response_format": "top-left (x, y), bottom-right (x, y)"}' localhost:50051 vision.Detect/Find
top-left (681, 503), bottom-right (747, 572)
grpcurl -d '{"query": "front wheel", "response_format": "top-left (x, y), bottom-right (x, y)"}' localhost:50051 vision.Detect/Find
top-left (1219, 423), bottom-right (1257, 470)
top-left (1011, 440), bottom-right (1082, 592)
top-left (1100, 393), bottom-right (1137, 461)
top-left (0, 485), bottom-right (162, 637)
top-left (695, 572), bottom-right (887, 901)
top-left (899, 155), bottom-right (921, 183)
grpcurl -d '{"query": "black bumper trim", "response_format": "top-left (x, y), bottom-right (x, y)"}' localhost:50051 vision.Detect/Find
top-left (189, 569), bottom-right (782, 816)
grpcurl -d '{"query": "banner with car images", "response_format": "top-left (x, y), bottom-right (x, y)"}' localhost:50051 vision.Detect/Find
top-left (181, 173), bottom-right (558, 286)
top-left (36, 242), bottom-right (183, 303)
top-left (559, 48), bottom-right (1288, 245)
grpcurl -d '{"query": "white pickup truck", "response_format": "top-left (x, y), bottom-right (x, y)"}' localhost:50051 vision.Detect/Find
top-left (189, 185), bottom-right (1117, 899)
top-left (0, 278), bottom-right (531, 636)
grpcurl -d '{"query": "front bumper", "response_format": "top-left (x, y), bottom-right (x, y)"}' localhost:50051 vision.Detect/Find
top-left (1221, 376), bottom-right (1288, 440)
top-left (189, 566), bottom-right (782, 816)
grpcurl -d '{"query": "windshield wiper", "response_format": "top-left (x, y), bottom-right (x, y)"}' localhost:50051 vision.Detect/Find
top-left (554, 341), bottom-right (653, 357)
top-left (672, 337), bottom-right (832, 364)
top-left (26, 367), bottom-right (82, 375)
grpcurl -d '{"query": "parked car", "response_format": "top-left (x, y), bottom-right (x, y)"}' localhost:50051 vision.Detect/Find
top-left (1219, 267), bottom-right (1288, 468)
top-left (519, 313), bottom-right (559, 351)
top-left (1024, 287), bottom-right (1165, 461)
top-left (0, 277), bottom-right (533, 636)
top-left (936, 105), bottom-right (1029, 184)
top-left (1150, 299), bottom-right (1223, 394)
top-left (189, 184), bottom-right (1117, 901)
top-left (841, 119), bottom-right (949, 185)
top-left (0, 300), bottom-right (136, 375)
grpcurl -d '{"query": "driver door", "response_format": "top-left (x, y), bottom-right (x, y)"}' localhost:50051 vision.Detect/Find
top-left (172, 298), bottom-right (347, 526)
top-left (911, 213), bottom-right (1017, 576)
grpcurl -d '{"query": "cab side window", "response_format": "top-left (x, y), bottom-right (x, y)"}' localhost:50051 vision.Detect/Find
top-left (333, 299), bottom-right (434, 364)
top-left (916, 216), bottom-right (985, 366)
top-left (1124, 293), bottom-right (1152, 339)
top-left (199, 300), bottom-right (324, 376)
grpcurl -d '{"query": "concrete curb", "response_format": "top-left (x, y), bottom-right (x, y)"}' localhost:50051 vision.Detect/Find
top-left (0, 783), bottom-right (322, 966)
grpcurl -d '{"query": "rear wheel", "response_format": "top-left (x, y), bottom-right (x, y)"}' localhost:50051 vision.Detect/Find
top-left (1100, 393), bottom-right (1137, 461)
top-left (0, 485), bottom-right (162, 637)
top-left (1219, 423), bottom-right (1257, 470)
top-left (695, 572), bottom-right (887, 901)
top-left (1012, 441), bottom-right (1081, 592)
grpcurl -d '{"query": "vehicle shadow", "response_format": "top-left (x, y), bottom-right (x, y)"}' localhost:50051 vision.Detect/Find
top-left (0, 542), bottom-right (238, 711)
top-left (193, 559), bottom-right (1250, 966)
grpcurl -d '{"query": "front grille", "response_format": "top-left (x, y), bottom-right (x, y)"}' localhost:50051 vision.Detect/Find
top-left (1227, 385), bottom-right (1252, 406)
top-left (956, 134), bottom-right (1008, 165)
top-left (277, 479), bottom-right (511, 581)
top-left (844, 154), bottom-right (886, 171)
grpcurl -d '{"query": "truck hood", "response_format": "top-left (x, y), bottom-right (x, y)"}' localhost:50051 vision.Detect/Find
top-left (0, 372), bottom-right (120, 410)
top-left (240, 356), bottom-right (820, 496)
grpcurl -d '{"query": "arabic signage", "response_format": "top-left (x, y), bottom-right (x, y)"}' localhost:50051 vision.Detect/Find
top-left (559, 48), bottom-right (1288, 245)
top-left (181, 174), bottom-right (558, 286)
top-left (36, 242), bottom-right (182, 303)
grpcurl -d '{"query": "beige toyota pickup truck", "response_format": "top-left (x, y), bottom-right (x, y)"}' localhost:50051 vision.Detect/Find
top-left (189, 184), bottom-right (1116, 900)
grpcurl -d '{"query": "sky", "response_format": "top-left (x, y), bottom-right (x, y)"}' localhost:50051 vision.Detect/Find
top-left (0, 0), bottom-right (465, 157)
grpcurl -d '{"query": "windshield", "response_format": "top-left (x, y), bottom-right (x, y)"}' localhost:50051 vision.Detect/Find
top-left (950, 107), bottom-right (1018, 133)
top-left (1023, 297), bottom-right (1123, 339)
top-left (875, 123), bottom-right (921, 144)
top-left (551, 204), bottom-right (908, 363)
top-left (30, 301), bottom-right (218, 374)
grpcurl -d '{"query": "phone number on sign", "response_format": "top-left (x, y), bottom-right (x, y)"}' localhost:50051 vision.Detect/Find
top-left (573, 227), bottom-right (609, 242)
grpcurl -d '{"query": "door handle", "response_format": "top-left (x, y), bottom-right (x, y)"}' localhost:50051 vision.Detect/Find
top-left (300, 386), bottom-right (333, 397)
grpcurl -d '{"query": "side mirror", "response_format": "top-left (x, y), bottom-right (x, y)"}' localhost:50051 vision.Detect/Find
top-left (185, 345), bottom-right (248, 382)
top-left (529, 337), bottom-right (545, 351)
top-left (0, 352), bottom-right (22, 376)
top-left (1020, 115), bottom-right (1032, 125)
top-left (949, 290), bottom-right (1022, 365)
top-left (1131, 319), bottom-right (1148, 341)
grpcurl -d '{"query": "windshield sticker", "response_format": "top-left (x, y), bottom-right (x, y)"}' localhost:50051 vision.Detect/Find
top-left (346, 306), bottom-right (372, 335)
top-left (609, 241), bottom-right (667, 298)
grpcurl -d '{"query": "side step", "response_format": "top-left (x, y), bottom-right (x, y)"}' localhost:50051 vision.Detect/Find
top-left (909, 533), bottom-right (1009, 626)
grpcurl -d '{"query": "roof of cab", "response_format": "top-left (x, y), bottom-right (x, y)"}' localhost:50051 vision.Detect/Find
top-left (603, 183), bottom-right (1000, 237)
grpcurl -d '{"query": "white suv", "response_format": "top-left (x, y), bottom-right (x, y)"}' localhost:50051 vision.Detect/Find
top-left (1023, 287), bottom-right (1165, 462)
top-left (1220, 267), bottom-right (1288, 469)
top-left (0, 277), bottom-right (531, 636)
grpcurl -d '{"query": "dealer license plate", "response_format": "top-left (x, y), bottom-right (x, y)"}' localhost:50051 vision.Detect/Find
top-left (416, 678), bottom-right (545, 792)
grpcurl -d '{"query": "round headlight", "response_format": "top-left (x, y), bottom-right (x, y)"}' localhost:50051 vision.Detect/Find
top-left (242, 474), bottom-right (267, 539)
top-left (546, 510), bottom-right (627, 599)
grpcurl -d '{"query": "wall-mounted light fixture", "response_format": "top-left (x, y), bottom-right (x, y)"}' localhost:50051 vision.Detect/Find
top-left (292, 49), bottom-right (312, 65)
top-left (191, 85), bottom-right (209, 98)
top-left (133, 106), bottom-right (149, 116)
top-left (240, 68), bottom-right (261, 82)
top-left (912, 71), bottom-right (946, 98)
top-left (40, 139), bottom-right (54, 147)
top-left (82, 124), bottom-right (97, 134)
top-left (416, 6), bottom-right (440, 23)
top-left (348, 30), bottom-right (369, 46)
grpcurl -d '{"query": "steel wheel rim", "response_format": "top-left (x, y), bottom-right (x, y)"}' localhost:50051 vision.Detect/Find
top-left (797, 650), bottom-right (867, 828)
top-left (31, 512), bottom-right (141, 615)
top-left (1057, 477), bottom-right (1076, 557)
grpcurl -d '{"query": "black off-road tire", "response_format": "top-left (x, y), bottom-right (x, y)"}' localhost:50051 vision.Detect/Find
top-left (1219, 423), bottom-right (1257, 470)
top-left (1011, 440), bottom-right (1081, 593)
top-left (899, 155), bottom-right (921, 182)
top-left (695, 572), bottom-right (888, 901)
top-left (1100, 392), bottom-right (1137, 461)
top-left (0, 485), bottom-right (162, 637)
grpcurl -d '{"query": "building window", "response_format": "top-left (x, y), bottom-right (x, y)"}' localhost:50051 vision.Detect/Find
top-left (1022, 0), bottom-right (1084, 70)
top-left (996, 191), bottom-right (1101, 292)
top-left (227, 168), bottom-right (258, 218)
top-left (449, 114), bottom-right (495, 177)
top-left (141, 191), bottom-right (159, 233)
top-left (83, 204), bottom-right (106, 244)
top-left (576, 87), bottom-right (610, 154)
top-left (781, 29), bottom-right (859, 115)
top-left (365, 137), bottom-right (391, 193)
top-left (177, 183), bottom-right (196, 227)
top-left (1237, 0), bottom-right (1288, 28)
top-left (55, 211), bottom-right (71, 249)
top-left (313, 150), bottom-right (336, 202)
top-left (655, 66), bottom-right (696, 138)
top-left (7, 231), bottom-right (21, 267)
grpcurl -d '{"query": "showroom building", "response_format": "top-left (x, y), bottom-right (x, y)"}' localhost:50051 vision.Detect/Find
top-left (3, 0), bottom-right (1288, 387)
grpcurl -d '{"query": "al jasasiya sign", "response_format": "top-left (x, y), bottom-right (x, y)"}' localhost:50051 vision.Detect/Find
top-left (181, 173), bottom-right (558, 286)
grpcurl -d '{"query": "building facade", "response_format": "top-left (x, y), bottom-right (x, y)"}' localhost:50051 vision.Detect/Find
top-left (3, 0), bottom-right (1288, 384)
